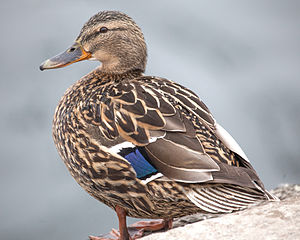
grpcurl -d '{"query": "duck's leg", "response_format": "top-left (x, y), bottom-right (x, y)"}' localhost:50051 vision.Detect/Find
top-left (89, 206), bottom-right (172, 240)
top-left (89, 205), bottom-right (144, 240)
top-left (115, 205), bottom-right (133, 240)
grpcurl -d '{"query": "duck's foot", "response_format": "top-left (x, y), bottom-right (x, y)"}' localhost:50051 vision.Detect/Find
top-left (88, 219), bottom-right (173, 240)
top-left (88, 229), bottom-right (120, 240)
top-left (89, 205), bottom-right (172, 240)
top-left (130, 218), bottom-right (173, 232)
top-left (89, 227), bottom-right (143, 240)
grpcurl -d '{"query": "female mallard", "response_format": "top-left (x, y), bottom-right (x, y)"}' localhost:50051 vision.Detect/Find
top-left (40, 11), bottom-right (277, 240)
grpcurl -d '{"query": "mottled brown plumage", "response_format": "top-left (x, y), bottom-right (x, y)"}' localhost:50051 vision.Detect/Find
top-left (40, 11), bottom-right (277, 240)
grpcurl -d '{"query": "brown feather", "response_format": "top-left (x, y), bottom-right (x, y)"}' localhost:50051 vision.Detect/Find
top-left (47, 11), bottom-right (276, 225)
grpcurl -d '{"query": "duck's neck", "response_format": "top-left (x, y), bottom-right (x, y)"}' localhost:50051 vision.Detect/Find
top-left (57, 68), bottom-right (144, 116)
top-left (94, 45), bottom-right (147, 74)
top-left (83, 67), bottom-right (144, 85)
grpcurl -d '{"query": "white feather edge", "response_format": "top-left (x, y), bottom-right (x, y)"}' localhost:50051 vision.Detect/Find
top-left (141, 173), bottom-right (164, 184)
top-left (109, 141), bottom-right (136, 154)
top-left (109, 137), bottom-right (159, 154)
top-left (215, 123), bottom-right (249, 162)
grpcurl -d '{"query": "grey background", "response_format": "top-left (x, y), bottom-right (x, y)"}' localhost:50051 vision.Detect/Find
top-left (1, 1), bottom-right (299, 239)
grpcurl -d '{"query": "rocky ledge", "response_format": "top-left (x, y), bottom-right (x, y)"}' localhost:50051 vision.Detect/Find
top-left (142, 184), bottom-right (300, 240)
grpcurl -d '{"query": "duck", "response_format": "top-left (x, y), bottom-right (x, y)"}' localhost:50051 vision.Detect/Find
top-left (40, 11), bottom-right (277, 240)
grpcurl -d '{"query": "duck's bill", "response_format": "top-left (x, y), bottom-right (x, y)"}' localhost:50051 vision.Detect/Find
top-left (39, 43), bottom-right (91, 71)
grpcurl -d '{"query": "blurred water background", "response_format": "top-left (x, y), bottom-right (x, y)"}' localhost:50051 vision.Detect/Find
top-left (1, 0), bottom-right (299, 239)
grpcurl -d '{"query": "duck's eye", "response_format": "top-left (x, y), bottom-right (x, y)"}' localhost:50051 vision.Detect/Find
top-left (99, 27), bottom-right (108, 33)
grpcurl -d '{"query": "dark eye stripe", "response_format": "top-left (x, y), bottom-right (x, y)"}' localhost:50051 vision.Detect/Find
top-left (110, 27), bottom-right (126, 32)
top-left (82, 27), bottom-right (127, 43)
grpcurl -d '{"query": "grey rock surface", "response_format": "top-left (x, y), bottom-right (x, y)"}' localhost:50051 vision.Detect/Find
top-left (142, 184), bottom-right (300, 240)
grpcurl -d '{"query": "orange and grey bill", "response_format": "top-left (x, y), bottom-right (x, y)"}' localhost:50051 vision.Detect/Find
top-left (40, 43), bottom-right (91, 71)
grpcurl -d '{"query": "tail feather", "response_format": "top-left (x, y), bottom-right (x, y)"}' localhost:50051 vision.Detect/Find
top-left (184, 183), bottom-right (277, 214)
top-left (252, 181), bottom-right (279, 201)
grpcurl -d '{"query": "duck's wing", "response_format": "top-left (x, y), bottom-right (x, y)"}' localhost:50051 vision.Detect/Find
top-left (81, 77), bottom-right (263, 191)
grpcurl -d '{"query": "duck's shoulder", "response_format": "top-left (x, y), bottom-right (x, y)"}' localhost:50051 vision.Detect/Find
top-left (128, 75), bottom-right (201, 99)
top-left (77, 74), bottom-right (216, 146)
top-left (125, 75), bottom-right (216, 128)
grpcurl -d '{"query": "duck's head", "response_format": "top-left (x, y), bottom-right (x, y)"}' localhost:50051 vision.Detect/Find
top-left (40, 11), bottom-right (147, 74)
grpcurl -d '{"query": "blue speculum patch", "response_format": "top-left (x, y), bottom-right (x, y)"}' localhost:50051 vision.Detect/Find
top-left (122, 148), bottom-right (157, 179)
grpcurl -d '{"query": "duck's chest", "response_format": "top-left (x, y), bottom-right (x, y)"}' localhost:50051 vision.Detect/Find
top-left (52, 81), bottom-right (114, 182)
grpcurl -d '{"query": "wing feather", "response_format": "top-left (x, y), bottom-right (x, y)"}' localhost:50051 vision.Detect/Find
top-left (80, 77), bottom-right (267, 198)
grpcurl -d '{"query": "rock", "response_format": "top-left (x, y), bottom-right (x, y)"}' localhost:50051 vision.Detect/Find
top-left (142, 184), bottom-right (300, 240)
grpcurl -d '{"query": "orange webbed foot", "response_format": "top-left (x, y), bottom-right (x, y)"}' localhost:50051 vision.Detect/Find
top-left (88, 205), bottom-right (172, 240)
top-left (130, 218), bottom-right (173, 232)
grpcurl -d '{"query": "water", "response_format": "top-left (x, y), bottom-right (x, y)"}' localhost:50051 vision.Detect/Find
top-left (1, 1), bottom-right (300, 239)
